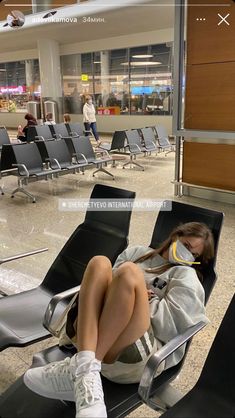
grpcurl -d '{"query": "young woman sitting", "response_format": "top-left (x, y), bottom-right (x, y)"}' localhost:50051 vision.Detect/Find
top-left (24, 221), bottom-right (214, 418)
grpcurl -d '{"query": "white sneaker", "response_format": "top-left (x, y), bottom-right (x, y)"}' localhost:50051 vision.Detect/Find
top-left (74, 360), bottom-right (107, 418)
top-left (23, 357), bottom-right (74, 401)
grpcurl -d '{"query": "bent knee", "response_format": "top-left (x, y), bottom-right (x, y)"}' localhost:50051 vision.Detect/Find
top-left (88, 255), bottom-right (112, 271)
top-left (115, 261), bottom-right (144, 283)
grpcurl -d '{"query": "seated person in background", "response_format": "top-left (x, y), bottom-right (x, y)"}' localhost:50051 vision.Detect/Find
top-left (44, 112), bottom-right (56, 125)
top-left (17, 113), bottom-right (37, 142)
top-left (63, 113), bottom-right (71, 123)
top-left (24, 222), bottom-right (214, 418)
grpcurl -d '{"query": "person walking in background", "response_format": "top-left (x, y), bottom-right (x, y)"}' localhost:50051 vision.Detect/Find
top-left (83, 95), bottom-right (101, 146)
top-left (17, 113), bottom-right (37, 142)
top-left (63, 113), bottom-right (71, 123)
top-left (44, 112), bottom-right (56, 125)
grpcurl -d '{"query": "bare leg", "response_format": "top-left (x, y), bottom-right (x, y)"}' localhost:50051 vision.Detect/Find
top-left (76, 255), bottom-right (113, 352)
top-left (96, 262), bottom-right (150, 362)
top-left (76, 256), bottom-right (150, 363)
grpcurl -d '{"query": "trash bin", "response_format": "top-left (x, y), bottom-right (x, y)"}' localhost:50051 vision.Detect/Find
top-left (26, 101), bottom-right (41, 119)
top-left (44, 100), bottom-right (58, 123)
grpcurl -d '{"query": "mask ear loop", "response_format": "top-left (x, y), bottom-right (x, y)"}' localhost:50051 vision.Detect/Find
top-left (172, 241), bottom-right (201, 265)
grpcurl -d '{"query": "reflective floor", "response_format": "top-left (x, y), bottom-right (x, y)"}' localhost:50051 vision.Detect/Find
top-left (0, 139), bottom-right (234, 417)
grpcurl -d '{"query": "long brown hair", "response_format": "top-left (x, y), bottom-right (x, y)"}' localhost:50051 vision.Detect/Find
top-left (135, 222), bottom-right (214, 281)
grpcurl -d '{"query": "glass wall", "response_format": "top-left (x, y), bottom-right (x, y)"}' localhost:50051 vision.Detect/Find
top-left (0, 43), bottom-right (172, 115)
top-left (61, 42), bottom-right (173, 116)
top-left (0, 59), bottom-right (40, 112)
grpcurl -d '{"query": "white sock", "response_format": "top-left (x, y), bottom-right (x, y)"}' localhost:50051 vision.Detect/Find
top-left (70, 350), bottom-right (100, 376)
top-left (76, 350), bottom-right (95, 361)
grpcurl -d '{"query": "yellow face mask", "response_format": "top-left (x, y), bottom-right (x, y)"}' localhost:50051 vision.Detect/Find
top-left (169, 240), bottom-right (201, 265)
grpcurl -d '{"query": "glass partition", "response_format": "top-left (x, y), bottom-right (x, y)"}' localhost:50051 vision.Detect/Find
top-left (61, 43), bottom-right (173, 116)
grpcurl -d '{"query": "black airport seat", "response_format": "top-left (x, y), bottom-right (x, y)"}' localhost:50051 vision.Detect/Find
top-left (65, 123), bottom-right (84, 137)
top-left (0, 184), bottom-right (135, 353)
top-left (123, 129), bottom-right (147, 170)
top-left (0, 126), bottom-right (11, 150)
top-left (36, 138), bottom-right (86, 173)
top-left (140, 127), bottom-right (158, 154)
top-left (154, 125), bottom-right (175, 155)
top-left (50, 123), bottom-right (75, 139)
top-left (9, 143), bottom-right (59, 202)
top-left (160, 293), bottom-right (235, 418)
top-left (0, 142), bottom-right (22, 195)
top-left (27, 126), bottom-right (38, 142)
top-left (99, 130), bottom-right (127, 153)
top-left (0, 200), bottom-right (223, 418)
top-left (66, 136), bottom-right (115, 179)
top-left (32, 125), bottom-right (55, 141)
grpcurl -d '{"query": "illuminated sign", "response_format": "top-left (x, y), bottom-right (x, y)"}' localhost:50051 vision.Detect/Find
top-left (0, 85), bottom-right (26, 94)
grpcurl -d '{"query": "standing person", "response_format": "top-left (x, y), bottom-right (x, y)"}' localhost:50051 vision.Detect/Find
top-left (83, 95), bottom-right (101, 146)
top-left (24, 222), bottom-right (214, 418)
top-left (17, 113), bottom-right (37, 142)
top-left (63, 113), bottom-right (71, 123)
top-left (44, 112), bottom-right (56, 125)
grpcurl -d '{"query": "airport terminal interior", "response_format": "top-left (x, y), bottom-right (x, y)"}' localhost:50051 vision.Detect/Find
top-left (0, 1), bottom-right (234, 417)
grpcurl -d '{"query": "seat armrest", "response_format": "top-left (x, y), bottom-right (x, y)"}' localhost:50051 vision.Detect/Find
top-left (71, 131), bottom-right (79, 137)
top-left (53, 134), bottom-right (62, 139)
top-left (35, 136), bottom-right (45, 141)
top-left (12, 163), bottom-right (29, 177)
top-left (74, 153), bottom-right (88, 164)
top-left (94, 149), bottom-right (110, 158)
top-left (129, 144), bottom-right (142, 153)
top-left (45, 158), bottom-right (61, 169)
top-left (43, 285), bottom-right (81, 336)
top-left (138, 320), bottom-right (207, 404)
top-left (0, 247), bottom-right (48, 265)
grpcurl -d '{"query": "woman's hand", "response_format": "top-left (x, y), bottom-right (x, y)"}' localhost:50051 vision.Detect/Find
top-left (17, 125), bottom-right (23, 135)
top-left (147, 288), bottom-right (155, 300)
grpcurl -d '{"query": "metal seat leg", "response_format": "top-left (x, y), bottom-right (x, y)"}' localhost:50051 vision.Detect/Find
top-left (93, 165), bottom-right (115, 180)
top-left (11, 178), bottom-right (36, 203)
top-left (123, 155), bottom-right (144, 171)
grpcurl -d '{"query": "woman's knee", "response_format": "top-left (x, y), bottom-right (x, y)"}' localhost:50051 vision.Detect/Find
top-left (114, 262), bottom-right (144, 287)
top-left (87, 255), bottom-right (112, 273)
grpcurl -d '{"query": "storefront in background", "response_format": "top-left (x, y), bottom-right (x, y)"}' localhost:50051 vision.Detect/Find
top-left (0, 59), bottom-right (40, 113)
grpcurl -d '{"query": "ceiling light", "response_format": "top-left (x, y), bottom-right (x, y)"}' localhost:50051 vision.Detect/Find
top-left (93, 61), bottom-right (101, 64)
top-left (132, 54), bottom-right (153, 58)
top-left (131, 61), bottom-right (161, 66)
top-left (0, 69), bottom-right (6, 72)
top-left (121, 61), bottom-right (161, 66)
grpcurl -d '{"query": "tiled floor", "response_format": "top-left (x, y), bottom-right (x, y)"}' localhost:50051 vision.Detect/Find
top-left (0, 135), bottom-right (234, 417)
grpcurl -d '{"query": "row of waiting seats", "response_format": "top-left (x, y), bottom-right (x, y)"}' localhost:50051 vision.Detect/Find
top-left (100, 125), bottom-right (175, 170)
top-left (0, 136), bottom-right (115, 202)
top-left (0, 123), bottom-right (175, 157)
top-left (0, 123), bottom-right (175, 201)
top-left (0, 184), bottom-right (229, 418)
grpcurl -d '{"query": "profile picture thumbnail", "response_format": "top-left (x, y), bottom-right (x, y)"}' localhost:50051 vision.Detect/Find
top-left (7, 10), bottom-right (25, 27)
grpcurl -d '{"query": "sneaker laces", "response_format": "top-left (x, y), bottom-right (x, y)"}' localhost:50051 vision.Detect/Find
top-left (44, 357), bottom-right (71, 378)
top-left (75, 371), bottom-right (103, 409)
top-left (43, 357), bottom-right (73, 392)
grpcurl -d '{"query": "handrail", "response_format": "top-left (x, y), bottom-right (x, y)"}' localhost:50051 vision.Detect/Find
top-left (0, 247), bottom-right (48, 265)
top-left (172, 180), bottom-right (235, 195)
